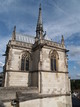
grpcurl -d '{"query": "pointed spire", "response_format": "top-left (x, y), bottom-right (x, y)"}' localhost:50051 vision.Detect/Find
top-left (36, 4), bottom-right (43, 40)
top-left (37, 4), bottom-right (43, 28)
top-left (12, 26), bottom-right (16, 41)
top-left (61, 35), bottom-right (65, 46)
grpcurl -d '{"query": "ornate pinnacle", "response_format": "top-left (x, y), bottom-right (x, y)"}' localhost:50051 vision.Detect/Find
top-left (61, 35), bottom-right (65, 46)
top-left (12, 26), bottom-right (16, 40)
top-left (36, 4), bottom-right (43, 40)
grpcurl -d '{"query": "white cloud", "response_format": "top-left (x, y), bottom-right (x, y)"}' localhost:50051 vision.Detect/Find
top-left (67, 45), bottom-right (80, 61)
top-left (42, 0), bottom-right (80, 40)
top-left (76, 74), bottom-right (80, 77)
top-left (73, 66), bottom-right (76, 70)
top-left (0, 62), bottom-right (4, 68)
top-left (0, 0), bottom-right (15, 13)
top-left (44, 14), bottom-right (80, 40)
top-left (0, 36), bottom-right (10, 52)
top-left (76, 61), bottom-right (80, 66)
top-left (0, 35), bottom-right (10, 64)
top-left (0, 0), bottom-right (80, 40)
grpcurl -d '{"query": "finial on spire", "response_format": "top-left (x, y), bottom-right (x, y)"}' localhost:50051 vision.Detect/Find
top-left (12, 26), bottom-right (16, 41)
top-left (36, 4), bottom-right (44, 40)
top-left (14, 26), bottom-right (16, 32)
top-left (61, 35), bottom-right (65, 46)
top-left (39, 3), bottom-right (41, 9)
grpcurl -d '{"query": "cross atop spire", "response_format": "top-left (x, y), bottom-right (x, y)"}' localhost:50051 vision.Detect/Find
top-left (36, 4), bottom-right (44, 40)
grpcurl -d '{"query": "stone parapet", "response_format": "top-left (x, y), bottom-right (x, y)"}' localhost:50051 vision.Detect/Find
top-left (33, 39), bottom-right (66, 50)
top-left (8, 40), bottom-right (33, 49)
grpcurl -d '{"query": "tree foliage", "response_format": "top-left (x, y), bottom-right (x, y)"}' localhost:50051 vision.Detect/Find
top-left (71, 80), bottom-right (80, 92)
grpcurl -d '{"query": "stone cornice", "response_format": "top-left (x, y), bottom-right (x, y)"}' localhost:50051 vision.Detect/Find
top-left (17, 93), bottom-right (71, 102)
top-left (5, 70), bottom-right (68, 74)
top-left (8, 40), bottom-right (33, 49)
top-left (32, 39), bottom-right (68, 52)
top-left (5, 70), bottom-right (29, 73)
top-left (43, 46), bottom-right (68, 52)
top-left (1, 93), bottom-right (71, 102)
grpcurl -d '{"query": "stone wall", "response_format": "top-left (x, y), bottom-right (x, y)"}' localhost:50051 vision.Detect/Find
top-left (19, 95), bottom-right (72, 107)
top-left (10, 48), bottom-right (22, 71)
top-left (0, 87), bottom-right (38, 101)
top-left (4, 72), bottom-right (29, 87)
top-left (40, 72), bottom-right (70, 94)
top-left (37, 47), bottom-right (70, 95)
top-left (32, 50), bottom-right (40, 71)
top-left (9, 48), bottom-right (31, 71)
top-left (5, 46), bottom-right (33, 87)
top-left (42, 47), bottom-right (67, 72)
top-left (30, 72), bottom-right (38, 87)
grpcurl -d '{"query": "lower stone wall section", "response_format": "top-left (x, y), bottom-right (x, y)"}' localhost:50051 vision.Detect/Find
top-left (4, 102), bottom-right (13, 107)
top-left (4, 72), bottom-right (29, 87)
top-left (19, 95), bottom-right (72, 107)
top-left (40, 72), bottom-right (69, 94)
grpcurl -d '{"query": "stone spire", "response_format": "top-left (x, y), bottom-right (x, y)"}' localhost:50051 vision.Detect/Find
top-left (36, 4), bottom-right (43, 40)
top-left (61, 35), bottom-right (65, 46)
top-left (12, 26), bottom-right (16, 41)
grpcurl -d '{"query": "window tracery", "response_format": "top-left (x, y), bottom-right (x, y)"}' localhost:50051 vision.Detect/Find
top-left (21, 52), bottom-right (29, 71)
top-left (49, 50), bottom-right (59, 71)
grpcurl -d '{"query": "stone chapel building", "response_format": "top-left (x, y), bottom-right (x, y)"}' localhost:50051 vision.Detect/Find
top-left (1, 4), bottom-right (72, 107)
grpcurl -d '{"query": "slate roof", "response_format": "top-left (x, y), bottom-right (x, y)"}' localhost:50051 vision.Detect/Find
top-left (16, 33), bottom-right (51, 44)
top-left (16, 33), bottom-right (35, 44)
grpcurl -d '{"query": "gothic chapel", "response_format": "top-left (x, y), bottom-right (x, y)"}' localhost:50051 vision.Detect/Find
top-left (3, 4), bottom-right (72, 107)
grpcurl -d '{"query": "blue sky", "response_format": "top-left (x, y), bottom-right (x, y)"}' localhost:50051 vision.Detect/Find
top-left (0, 0), bottom-right (80, 79)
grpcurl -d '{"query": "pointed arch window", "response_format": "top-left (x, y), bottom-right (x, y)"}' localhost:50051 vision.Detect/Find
top-left (50, 50), bottom-right (59, 71)
top-left (21, 53), bottom-right (29, 71)
top-left (51, 58), bottom-right (56, 71)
